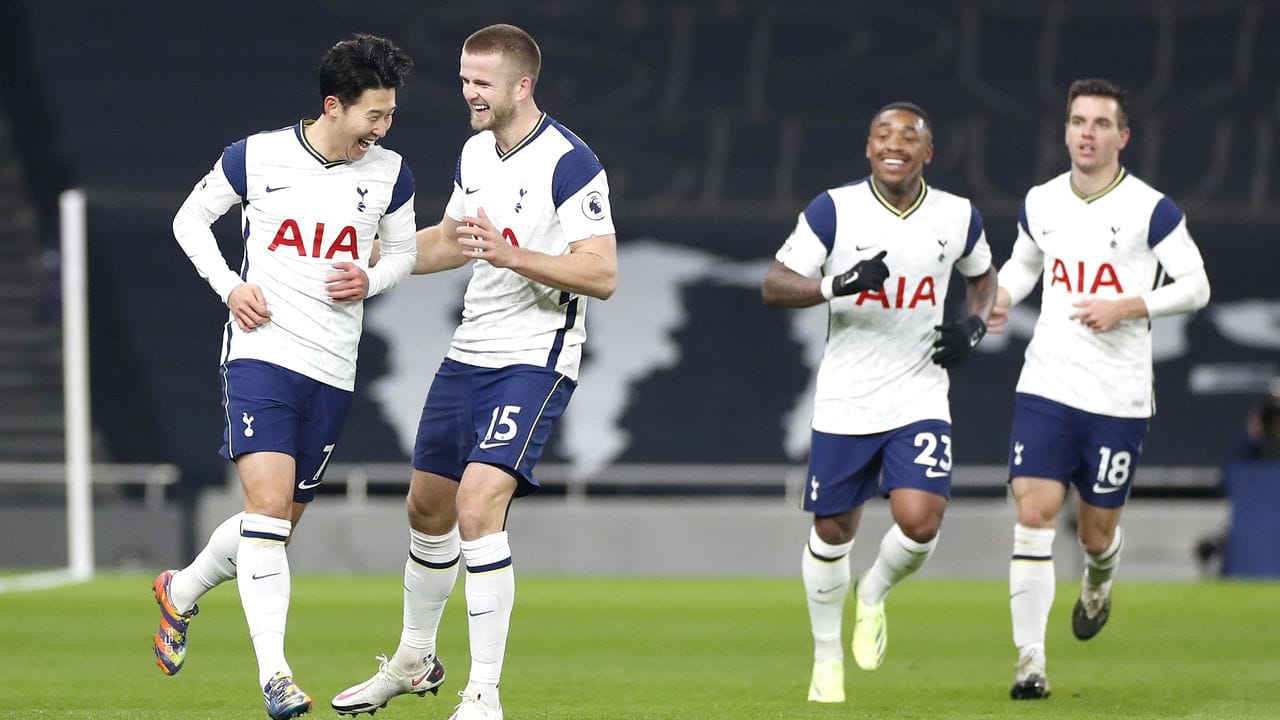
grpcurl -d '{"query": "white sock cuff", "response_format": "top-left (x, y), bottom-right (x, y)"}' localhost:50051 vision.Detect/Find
top-left (807, 527), bottom-right (853, 561)
top-left (461, 531), bottom-right (511, 570)
top-left (241, 513), bottom-right (291, 542)
top-left (890, 524), bottom-right (937, 554)
top-left (1013, 523), bottom-right (1055, 557)
top-left (410, 526), bottom-right (461, 567)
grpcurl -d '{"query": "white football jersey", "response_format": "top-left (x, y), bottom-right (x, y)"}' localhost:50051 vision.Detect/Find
top-left (1003, 169), bottom-right (1206, 417)
top-left (776, 177), bottom-right (992, 435)
top-left (173, 120), bottom-right (417, 391)
top-left (444, 113), bottom-right (615, 380)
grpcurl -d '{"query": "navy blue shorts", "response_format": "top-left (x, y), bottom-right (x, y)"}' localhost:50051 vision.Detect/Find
top-left (412, 359), bottom-right (576, 496)
top-left (803, 419), bottom-right (953, 516)
top-left (219, 359), bottom-right (352, 503)
top-left (1007, 393), bottom-right (1149, 509)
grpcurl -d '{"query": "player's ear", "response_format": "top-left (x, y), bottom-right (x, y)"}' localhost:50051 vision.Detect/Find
top-left (323, 95), bottom-right (342, 119)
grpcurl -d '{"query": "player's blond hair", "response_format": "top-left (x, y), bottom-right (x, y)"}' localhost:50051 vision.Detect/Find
top-left (464, 24), bottom-right (541, 91)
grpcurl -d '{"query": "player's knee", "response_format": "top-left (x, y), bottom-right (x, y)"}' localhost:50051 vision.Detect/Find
top-left (898, 516), bottom-right (941, 544)
top-left (1015, 504), bottom-right (1056, 529)
top-left (406, 497), bottom-right (457, 535)
top-left (1077, 528), bottom-right (1113, 555)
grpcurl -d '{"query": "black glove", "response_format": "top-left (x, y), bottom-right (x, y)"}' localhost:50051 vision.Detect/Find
top-left (830, 250), bottom-right (889, 297)
top-left (931, 314), bottom-right (987, 368)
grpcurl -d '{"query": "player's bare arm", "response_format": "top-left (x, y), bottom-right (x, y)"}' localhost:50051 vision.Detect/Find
top-left (457, 207), bottom-right (617, 300)
top-left (761, 260), bottom-right (823, 308)
top-left (226, 283), bottom-right (271, 332)
top-left (411, 214), bottom-right (470, 275)
top-left (988, 287), bottom-right (1012, 334)
top-left (964, 266), bottom-right (998, 321)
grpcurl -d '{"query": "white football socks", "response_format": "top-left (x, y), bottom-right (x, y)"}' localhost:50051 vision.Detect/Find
top-left (802, 526), bottom-right (853, 662)
top-left (1084, 526), bottom-right (1124, 591)
top-left (460, 531), bottom-right (513, 710)
top-left (169, 511), bottom-right (243, 613)
top-left (858, 524), bottom-right (937, 605)
top-left (392, 526), bottom-right (461, 674)
top-left (1010, 523), bottom-right (1055, 654)
top-left (236, 513), bottom-right (293, 687)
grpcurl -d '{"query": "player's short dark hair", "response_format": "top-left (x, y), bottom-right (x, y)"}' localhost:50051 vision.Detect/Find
top-left (319, 34), bottom-right (413, 107)
top-left (464, 24), bottom-right (542, 90)
top-left (871, 101), bottom-right (933, 139)
top-left (1067, 78), bottom-right (1129, 129)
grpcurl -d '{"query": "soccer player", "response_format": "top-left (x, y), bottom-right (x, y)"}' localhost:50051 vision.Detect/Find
top-left (153, 35), bottom-right (416, 720)
top-left (993, 78), bottom-right (1211, 700)
top-left (331, 24), bottom-right (616, 720)
top-left (761, 102), bottom-right (996, 703)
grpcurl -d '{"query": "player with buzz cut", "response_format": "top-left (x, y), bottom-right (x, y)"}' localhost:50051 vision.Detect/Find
top-left (762, 101), bottom-right (996, 704)
top-left (154, 34), bottom-right (416, 720)
top-left (991, 78), bottom-right (1211, 700)
top-left (331, 23), bottom-right (616, 720)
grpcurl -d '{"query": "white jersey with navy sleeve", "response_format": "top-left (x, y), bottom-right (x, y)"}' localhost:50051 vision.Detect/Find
top-left (444, 114), bottom-right (615, 380)
top-left (1003, 169), bottom-right (1206, 418)
top-left (775, 178), bottom-right (992, 435)
top-left (173, 120), bottom-right (417, 391)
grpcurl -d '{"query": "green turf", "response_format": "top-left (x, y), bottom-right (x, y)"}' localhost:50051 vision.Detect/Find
top-left (1, 575), bottom-right (1277, 719)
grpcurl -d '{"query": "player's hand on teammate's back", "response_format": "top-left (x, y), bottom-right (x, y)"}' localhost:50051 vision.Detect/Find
top-left (227, 283), bottom-right (271, 332)
top-left (931, 314), bottom-right (987, 368)
top-left (831, 250), bottom-right (890, 297)
top-left (325, 262), bottom-right (370, 302)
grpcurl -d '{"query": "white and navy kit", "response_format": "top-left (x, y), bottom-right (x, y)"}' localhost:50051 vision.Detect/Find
top-left (776, 177), bottom-right (992, 514)
top-left (1000, 169), bottom-right (1206, 505)
top-left (415, 114), bottom-right (612, 492)
top-left (444, 113), bottom-right (614, 381)
top-left (173, 120), bottom-right (416, 499)
top-left (1003, 169), bottom-right (1206, 418)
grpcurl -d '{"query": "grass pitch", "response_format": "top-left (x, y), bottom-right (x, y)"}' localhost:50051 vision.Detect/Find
top-left (1, 575), bottom-right (1276, 719)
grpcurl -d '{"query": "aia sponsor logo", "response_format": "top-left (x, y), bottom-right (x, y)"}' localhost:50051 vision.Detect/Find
top-left (267, 219), bottom-right (359, 259)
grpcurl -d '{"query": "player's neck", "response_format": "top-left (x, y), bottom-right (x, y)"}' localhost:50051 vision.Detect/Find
top-left (871, 175), bottom-right (923, 212)
top-left (1070, 162), bottom-right (1122, 197)
top-left (493, 103), bottom-right (543, 154)
top-left (303, 118), bottom-right (346, 164)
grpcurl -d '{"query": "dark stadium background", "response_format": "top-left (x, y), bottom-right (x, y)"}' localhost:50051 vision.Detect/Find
top-left (3, 0), bottom-right (1276, 496)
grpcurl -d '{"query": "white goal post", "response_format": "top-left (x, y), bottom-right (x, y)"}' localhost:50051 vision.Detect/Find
top-left (0, 189), bottom-right (92, 592)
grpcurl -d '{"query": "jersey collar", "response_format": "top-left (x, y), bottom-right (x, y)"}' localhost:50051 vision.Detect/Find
top-left (868, 176), bottom-right (928, 219)
top-left (1070, 166), bottom-right (1127, 203)
top-left (295, 119), bottom-right (350, 168)
top-left (496, 113), bottom-right (550, 161)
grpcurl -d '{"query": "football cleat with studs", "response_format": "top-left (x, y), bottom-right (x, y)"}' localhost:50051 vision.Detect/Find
top-left (152, 570), bottom-right (198, 676)
top-left (331, 654), bottom-right (445, 716)
top-left (1072, 582), bottom-right (1112, 640)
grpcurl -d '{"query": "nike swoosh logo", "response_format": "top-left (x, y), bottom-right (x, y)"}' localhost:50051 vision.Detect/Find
top-left (298, 479), bottom-right (322, 490)
top-left (924, 468), bottom-right (949, 478)
top-left (815, 585), bottom-right (845, 595)
top-left (855, 244), bottom-right (879, 251)
top-left (251, 572), bottom-right (282, 580)
top-left (1091, 484), bottom-right (1124, 494)
top-left (465, 187), bottom-right (481, 194)
top-left (265, 185), bottom-right (289, 193)
top-left (477, 440), bottom-right (510, 450)
top-left (1010, 590), bottom-right (1029, 599)
top-left (468, 609), bottom-right (495, 617)
top-left (410, 669), bottom-right (435, 686)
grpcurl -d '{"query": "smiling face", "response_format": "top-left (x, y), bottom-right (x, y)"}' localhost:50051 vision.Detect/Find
top-left (865, 108), bottom-right (933, 195)
top-left (460, 50), bottom-right (522, 133)
top-left (329, 87), bottom-right (397, 162)
top-left (1065, 95), bottom-right (1129, 177)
